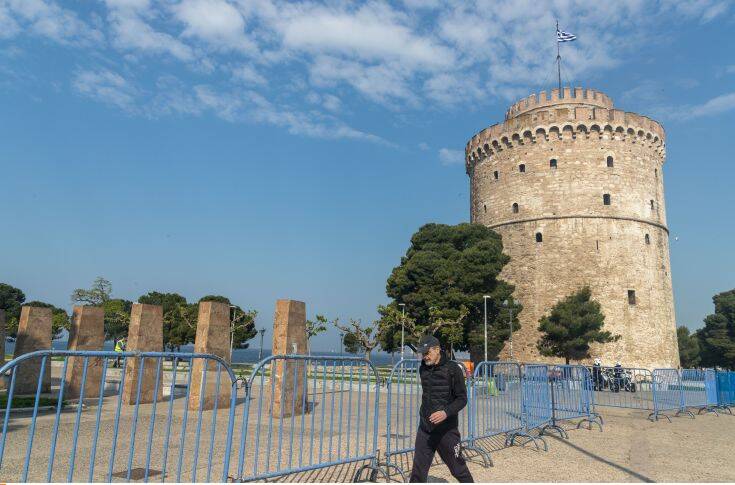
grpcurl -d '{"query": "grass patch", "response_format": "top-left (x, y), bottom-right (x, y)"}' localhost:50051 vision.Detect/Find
top-left (0, 395), bottom-right (65, 409)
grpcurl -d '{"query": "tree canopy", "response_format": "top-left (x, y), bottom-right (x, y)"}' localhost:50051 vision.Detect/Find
top-left (384, 223), bottom-right (520, 361)
top-left (696, 289), bottom-right (735, 369)
top-left (677, 326), bottom-right (701, 368)
top-left (138, 292), bottom-right (194, 351)
top-left (334, 318), bottom-right (379, 360)
top-left (72, 277), bottom-right (132, 342)
top-left (537, 286), bottom-right (619, 364)
top-left (306, 314), bottom-right (329, 354)
top-left (0, 282), bottom-right (26, 337)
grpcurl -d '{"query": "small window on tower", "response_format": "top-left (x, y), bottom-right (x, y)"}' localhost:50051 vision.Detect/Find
top-left (512, 203), bottom-right (519, 213)
top-left (550, 158), bottom-right (557, 168)
top-left (650, 199), bottom-right (655, 210)
top-left (535, 232), bottom-right (543, 243)
top-left (607, 156), bottom-right (614, 167)
top-left (603, 194), bottom-right (611, 205)
top-left (483, 204), bottom-right (487, 213)
top-left (519, 164), bottom-right (526, 173)
top-left (628, 290), bottom-right (636, 305)
top-left (494, 171), bottom-right (499, 180)
top-left (645, 234), bottom-right (650, 245)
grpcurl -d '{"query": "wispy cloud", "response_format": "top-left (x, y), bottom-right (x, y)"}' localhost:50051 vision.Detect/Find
top-left (4, 0), bottom-right (102, 45)
top-left (72, 69), bottom-right (138, 111)
top-left (672, 92), bottom-right (735, 119)
top-left (438, 148), bottom-right (464, 166)
top-left (3, 0), bottom-right (733, 144)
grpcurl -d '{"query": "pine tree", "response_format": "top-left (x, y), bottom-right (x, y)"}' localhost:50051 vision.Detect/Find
top-left (537, 287), bottom-right (619, 364)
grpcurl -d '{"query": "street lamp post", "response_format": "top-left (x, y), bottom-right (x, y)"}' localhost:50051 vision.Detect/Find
top-left (258, 328), bottom-right (266, 361)
top-left (339, 332), bottom-right (344, 355)
top-left (483, 296), bottom-right (490, 363)
top-left (503, 298), bottom-right (514, 359)
top-left (398, 303), bottom-right (406, 360)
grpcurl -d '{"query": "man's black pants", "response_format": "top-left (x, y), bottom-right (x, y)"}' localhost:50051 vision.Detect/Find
top-left (409, 427), bottom-right (474, 483)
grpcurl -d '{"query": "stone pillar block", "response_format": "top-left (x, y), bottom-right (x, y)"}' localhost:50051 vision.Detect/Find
top-left (270, 299), bottom-right (308, 418)
top-left (12, 306), bottom-right (52, 395)
top-left (121, 304), bottom-right (163, 405)
top-left (0, 309), bottom-right (5, 391)
top-left (188, 301), bottom-right (232, 410)
top-left (65, 306), bottom-right (105, 399)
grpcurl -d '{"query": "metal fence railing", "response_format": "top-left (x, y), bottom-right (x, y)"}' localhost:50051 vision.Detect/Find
top-left (589, 366), bottom-right (654, 410)
top-left (472, 361), bottom-right (546, 451)
top-left (715, 370), bottom-right (735, 413)
top-left (235, 355), bottom-right (392, 482)
top-left (0, 350), bottom-right (239, 482)
top-left (547, 365), bottom-right (602, 432)
top-left (2, 349), bottom-right (730, 482)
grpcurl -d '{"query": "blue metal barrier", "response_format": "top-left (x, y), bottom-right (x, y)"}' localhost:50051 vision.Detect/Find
top-left (547, 365), bottom-right (602, 432)
top-left (515, 364), bottom-right (556, 442)
top-left (680, 369), bottom-right (719, 416)
top-left (649, 368), bottom-right (692, 422)
top-left (383, 358), bottom-right (490, 480)
top-left (589, 366), bottom-right (654, 410)
top-left (0, 349), bottom-right (239, 482)
top-left (704, 370), bottom-right (720, 414)
top-left (715, 370), bottom-right (735, 412)
top-left (473, 362), bottom-right (545, 451)
top-left (236, 355), bottom-right (393, 482)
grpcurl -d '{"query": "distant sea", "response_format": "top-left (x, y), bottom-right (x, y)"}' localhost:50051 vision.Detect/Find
top-left (3, 340), bottom-right (410, 366)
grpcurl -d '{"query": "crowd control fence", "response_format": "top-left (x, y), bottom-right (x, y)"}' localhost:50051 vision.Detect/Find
top-left (589, 366), bottom-right (654, 410)
top-left (649, 368), bottom-right (690, 422)
top-left (679, 369), bottom-right (719, 416)
top-left (235, 355), bottom-right (394, 482)
top-left (517, 364), bottom-right (559, 442)
top-left (472, 362), bottom-right (546, 451)
top-left (0, 350), bottom-right (239, 483)
top-left (546, 365), bottom-right (602, 432)
top-left (715, 370), bottom-right (735, 412)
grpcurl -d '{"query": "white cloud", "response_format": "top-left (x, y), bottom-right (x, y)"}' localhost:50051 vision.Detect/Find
top-left (172, 0), bottom-right (257, 53)
top-left (72, 69), bottom-right (138, 111)
top-left (4, 0), bottom-right (732, 143)
top-left (105, 0), bottom-right (195, 61)
top-left (418, 142), bottom-right (429, 151)
top-left (438, 148), bottom-right (463, 166)
top-left (5, 0), bottom-right (102, 44)
top-left (684, 92), bottom-right (735, 119)
top-left (274, 2), bottom-right (454, 69)
top-left (309, 56), bottom-right (416, 105)
top-left (231, 64), bottom-right (267, 85)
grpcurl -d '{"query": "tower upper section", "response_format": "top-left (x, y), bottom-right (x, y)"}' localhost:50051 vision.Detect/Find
top-left (465, 87), bottom-right (665, 176)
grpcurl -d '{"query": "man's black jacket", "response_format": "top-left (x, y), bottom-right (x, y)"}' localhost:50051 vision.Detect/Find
top-left (418, 352), bottom-right (467, 434)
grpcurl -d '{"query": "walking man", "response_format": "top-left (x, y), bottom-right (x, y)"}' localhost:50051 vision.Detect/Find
top-left (410, 335), bottom-right (474, 483)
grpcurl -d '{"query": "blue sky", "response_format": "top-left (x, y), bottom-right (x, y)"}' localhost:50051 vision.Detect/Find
top-left (1, 0), bottom-right (733, 351)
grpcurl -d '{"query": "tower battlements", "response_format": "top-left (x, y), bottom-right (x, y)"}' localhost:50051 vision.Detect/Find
top-left (466, 90), bottom-right (665, 175)
top-left (505, 87), bottom-right (613, 119)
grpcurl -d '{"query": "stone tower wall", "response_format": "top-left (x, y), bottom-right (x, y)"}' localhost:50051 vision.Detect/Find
top-left (466, 87), bottom-right (679, 369)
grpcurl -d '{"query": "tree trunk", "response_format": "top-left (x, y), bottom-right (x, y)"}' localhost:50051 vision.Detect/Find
top-left (365, 349), bottom-right (371, 362)
top-left (565, 356), bottom-right (570, 365)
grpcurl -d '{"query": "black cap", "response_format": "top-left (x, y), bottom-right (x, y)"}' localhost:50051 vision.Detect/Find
top-left (416, 335), bottom-right (441, 354)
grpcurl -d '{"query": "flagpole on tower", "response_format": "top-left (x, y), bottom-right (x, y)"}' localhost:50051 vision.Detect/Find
top-left (556, 20), bottom-right (562, 93)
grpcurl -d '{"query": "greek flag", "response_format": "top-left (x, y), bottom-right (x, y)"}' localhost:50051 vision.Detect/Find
top-left (557, 29), bottom-right (576, 42)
